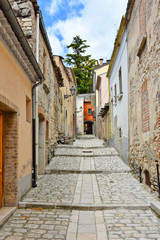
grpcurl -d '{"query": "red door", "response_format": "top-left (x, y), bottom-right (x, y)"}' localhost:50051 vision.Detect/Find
top-left (0, 110), bottom-right (4, 207)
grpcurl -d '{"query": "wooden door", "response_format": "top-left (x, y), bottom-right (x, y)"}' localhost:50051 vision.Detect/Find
top-left (0, 110), bottom-right (3, 207)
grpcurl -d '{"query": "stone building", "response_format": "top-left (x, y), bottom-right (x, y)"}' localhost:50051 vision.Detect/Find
top-left (126, 0), bottom-right (160, 190)
top-left (9, 0), bottom-right (64, 175)
top-left (92, 59), bottom-right (109, 137)
top-left (0, 0), bottom-right (44, 206)
top-left (54, 56), bottom-right (76, 140)
top-left (76, 94), bottom-right (95, 135)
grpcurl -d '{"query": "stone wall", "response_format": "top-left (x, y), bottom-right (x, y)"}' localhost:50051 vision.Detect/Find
top-left (10, 0), bottom-right (60, 167)
top-left (127, 0), bottom-right (160, 192)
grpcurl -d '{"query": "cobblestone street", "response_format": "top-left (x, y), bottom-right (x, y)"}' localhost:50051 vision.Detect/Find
top-left (0, 136), bottom-right (160, 239)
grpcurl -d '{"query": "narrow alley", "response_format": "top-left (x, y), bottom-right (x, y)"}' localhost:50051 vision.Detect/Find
top-left (0, 136), bottom-right (160, 240)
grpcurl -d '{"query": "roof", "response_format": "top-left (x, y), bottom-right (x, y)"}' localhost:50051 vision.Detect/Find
top-left (125, 0), bottom-right (135, 22)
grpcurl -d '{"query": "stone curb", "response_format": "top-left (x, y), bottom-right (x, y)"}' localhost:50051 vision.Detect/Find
top-left (18, 202), bottom-right (150, 211)
top-left (55, 154), bottom-right (119, 157)
top-left (56, 146), bottom-right (105, 149)
top-left (151, 200), bottom-right (160, 216)
top-left (0, 207), bottom-right (17, 227)
top-left (45, 169), bottom-right (131, 174)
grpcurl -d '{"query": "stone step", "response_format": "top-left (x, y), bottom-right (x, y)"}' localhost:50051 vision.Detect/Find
top-left (18, 201), bottom-right (151, 211)
top-left (0, 207), bottom-right (17, 227)
top-left (56, 145), bottom-right (105, 149)
top-left (55, 154), bottom-right (119, 157)
top-left (45, 169), bottom-right (131, 174)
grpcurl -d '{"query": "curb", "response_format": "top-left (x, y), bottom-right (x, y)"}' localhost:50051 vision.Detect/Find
top-left (45, 169), bottom-right (131, 174)
top-left (151, 201), bottom-right (160, 216)
top-left (56, 146), bottom-right (105, 149)
top-left (0, 207), bottom-right (17, 227)
top-left (54, 154), bottom-right (119, 157)
top-left (18, 202), bottom-right (150, 211)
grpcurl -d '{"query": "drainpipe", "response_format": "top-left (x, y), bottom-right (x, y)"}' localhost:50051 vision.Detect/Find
top-left (32, 81), bottom-right (40, 188)
top-left (75, 86), bottom-right (77, 137)
top-left (108, 77), bottom-right (111, 138)
top-left (32, 10), bottom-right (40, 188)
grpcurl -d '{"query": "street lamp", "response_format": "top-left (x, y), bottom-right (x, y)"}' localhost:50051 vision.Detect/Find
top-left (70, 86), bottom-right (76, 96)
top-left (64, 86), bottom-right (77, 137)
top-left (64, 86), bottom-right (76, 99)
top-left (69, 86), bottom-right (77, 137)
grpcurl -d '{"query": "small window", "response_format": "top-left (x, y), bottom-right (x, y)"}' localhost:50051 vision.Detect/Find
top-left (43, 49), bottom-right (47, 78)
top-left (88, 109), bottom-right (92, 115)
top-left (119, 67), bottom-right (123, 94)
top-left (46, 120), bottom-right (49, 141)
top-left (119, 128), bottom-right (121, 138)
top-left (114, 84), bottom-right (117, 103)
top-left (26, 96), bottom-right (31, 123)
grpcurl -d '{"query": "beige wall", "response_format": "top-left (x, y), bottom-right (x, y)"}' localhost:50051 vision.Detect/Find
top-left (0, 40), bottom-right (33, 203)
top-left (0, 41), bottom-right (32, 179)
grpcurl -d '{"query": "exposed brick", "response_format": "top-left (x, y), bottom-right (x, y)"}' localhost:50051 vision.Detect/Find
top-left (4, 112), bottom-right (18, 206)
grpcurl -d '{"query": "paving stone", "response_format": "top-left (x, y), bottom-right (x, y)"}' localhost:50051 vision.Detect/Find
top-left (1, 136), bottom-right (160, 239)
top-left (21, 174), bottom-right (77, 204)
top-left (0, 209), bottom-right (71, 240)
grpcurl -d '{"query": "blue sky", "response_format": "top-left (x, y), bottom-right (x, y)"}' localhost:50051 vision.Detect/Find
top-left (37, 0), bottom-right (128, 61)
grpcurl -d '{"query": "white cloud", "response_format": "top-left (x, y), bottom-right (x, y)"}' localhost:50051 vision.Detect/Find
top-left (46, 0), bottom-right (62, 16)
top-left (46, 0), bottom-right (128, 60)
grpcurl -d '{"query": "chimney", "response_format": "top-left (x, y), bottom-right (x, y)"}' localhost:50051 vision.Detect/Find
top-left (99, 58), bottom-right (103, 66)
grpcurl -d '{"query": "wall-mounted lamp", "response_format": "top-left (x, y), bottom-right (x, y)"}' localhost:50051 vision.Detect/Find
top-left (64, 86), bottom-right (76, 99)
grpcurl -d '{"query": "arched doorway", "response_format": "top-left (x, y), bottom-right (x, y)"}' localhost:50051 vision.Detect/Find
top-left (84, 120), bottom-right (93, 134)
top-left (38, 109), bottom-right (46, 175)
top-left (144, 169), bottom-right (151, 187)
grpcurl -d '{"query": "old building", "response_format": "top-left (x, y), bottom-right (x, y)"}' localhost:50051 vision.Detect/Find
top-left (9, 0), bottom-right (64, 175)
top-left (77, 94), bottom-right (95, 135)
top-left (107, 17), bottom-right (129, 164)
top-left (95, 59), bottom-right (110, 141)
top-left (54, 56), bottom-right (76, 140)
top-left (126, 0), bottom-right (160, 190)
top-left (0, 0), bottom-right (44, 206)
top-left (92, 59), bottom-right (110, 137)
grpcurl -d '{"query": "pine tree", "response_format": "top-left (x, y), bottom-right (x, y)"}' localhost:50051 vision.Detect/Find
top-left (65, 36), bottom-right (95, 94)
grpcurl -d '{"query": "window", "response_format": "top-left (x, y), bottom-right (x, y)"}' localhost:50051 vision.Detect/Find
top-left (119, 128), bottom-right (122, 138)
top-left (119, 67), bottom-right (123, 94)
top-left (114, 84), bottom-right (117, 103)
top-left (43, 49), bottom-right (47, 78)
top-left (26, 96), bottom-right (31, 123)
top-left (46, 120), bottom-right (49, 141)
top-left (88, 109), bottom-right (92, 115)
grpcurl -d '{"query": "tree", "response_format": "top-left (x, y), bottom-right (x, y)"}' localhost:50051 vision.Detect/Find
top-left (65, 36), bottom-right (95, 94)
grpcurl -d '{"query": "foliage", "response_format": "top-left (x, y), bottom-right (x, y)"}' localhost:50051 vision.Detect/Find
top-left (65, 36), bottom-right (95, 94)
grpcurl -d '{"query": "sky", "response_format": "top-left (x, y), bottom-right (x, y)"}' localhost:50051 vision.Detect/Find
top-left (37, 0), bottom-right (128, 62)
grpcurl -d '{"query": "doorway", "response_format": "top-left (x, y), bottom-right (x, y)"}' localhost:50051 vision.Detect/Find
top-left (0, 110), bottom-right (4, 207)
top-left (84, 120), bottom-right (93, 134)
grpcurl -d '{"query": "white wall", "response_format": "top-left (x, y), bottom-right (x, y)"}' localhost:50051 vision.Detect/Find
top-left (76, 96), bottom-right (84, 135)
top-left (109, 31), bottom-right (129, 163)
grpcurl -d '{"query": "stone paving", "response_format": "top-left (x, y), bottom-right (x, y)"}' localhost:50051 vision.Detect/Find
top-left (104, 209), bottom-right (160, 240)
top-left (46, 156), bottom-right (129, 173)
top-left (0, 208), bottom-right (71, 240)
top-left (21, 174), bottom-right (77, 204)
top-left (0, 135), bottom-right (160, 239)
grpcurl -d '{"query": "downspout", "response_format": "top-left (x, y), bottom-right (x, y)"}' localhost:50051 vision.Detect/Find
top-left (32, 10), bottom-right (40, 188)
top-left (75, 86), bottom-right (77, 137)
top-left (108, 77), bottom-right (111, 138)
top-left (32, 81), bottom-right (41, 188)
